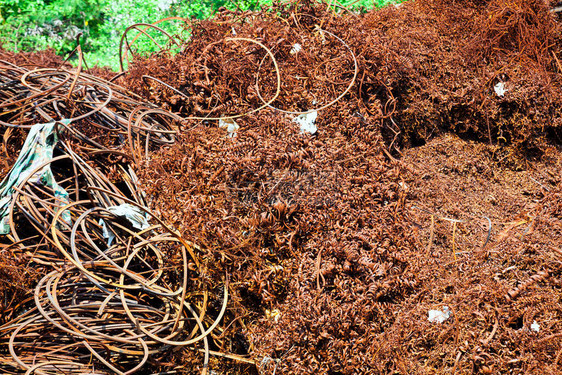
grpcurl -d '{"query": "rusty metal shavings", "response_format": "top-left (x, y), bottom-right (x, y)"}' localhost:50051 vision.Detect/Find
top-left (114, 1), bottom-right (562, 373)
top-left (140, 36), bottom-right (283, 121)
top-left (254, 27), bottom-right (358, 115)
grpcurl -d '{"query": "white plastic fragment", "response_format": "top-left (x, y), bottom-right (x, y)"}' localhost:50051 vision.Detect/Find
top-left (100, 219), bottom-right (116, 247)
top-left (266, 308), bottom-right (281, 323)
top-left (530, 321), bottom-right (540, 332)
top-left (494, 81), bottom-right (506, 97)
top-left (108, 204), bottom-right (150, 230)
top-left (428, 306), bottom-right (451, 323)
top-left (293, 111), bottom-right (317, 135)
top-left (100, 204), bottom-right (150, 247)
top-left (218, 118), bottom-right (239, 137)
top-left (290, 43), bottom-right (302, 55)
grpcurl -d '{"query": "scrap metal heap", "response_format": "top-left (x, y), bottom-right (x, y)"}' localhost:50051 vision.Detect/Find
top-left (1, 0), bottom-right (562, 374)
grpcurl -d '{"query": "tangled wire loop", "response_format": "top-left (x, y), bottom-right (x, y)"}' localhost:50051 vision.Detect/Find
top-left (0, 59), bottom-right (226, 374)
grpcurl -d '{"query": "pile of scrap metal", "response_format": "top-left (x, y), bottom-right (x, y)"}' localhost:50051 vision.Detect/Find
top-left (0, 59), bottom-right (224, 374)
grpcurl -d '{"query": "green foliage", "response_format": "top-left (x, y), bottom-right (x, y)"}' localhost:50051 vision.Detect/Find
top-left (0, 0), bottom-right (401, 71)
top-left (1, 0), bottom-right (102, 54)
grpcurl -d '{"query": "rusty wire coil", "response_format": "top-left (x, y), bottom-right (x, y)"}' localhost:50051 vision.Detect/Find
top-left (0, 58), bottom-right (225, 374)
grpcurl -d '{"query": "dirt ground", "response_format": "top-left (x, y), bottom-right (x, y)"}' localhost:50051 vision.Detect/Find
top-left (2, 0), bottom-right (562, 374)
